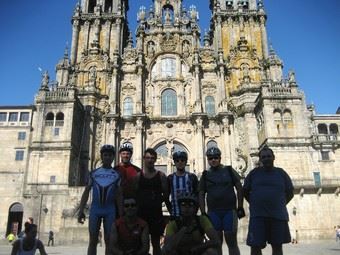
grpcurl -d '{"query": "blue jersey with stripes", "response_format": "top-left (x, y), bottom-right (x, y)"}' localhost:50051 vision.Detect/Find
top-left (89, 167), bottom-right (121, 212)
top-left (168, 172), bottom-right (198, 216)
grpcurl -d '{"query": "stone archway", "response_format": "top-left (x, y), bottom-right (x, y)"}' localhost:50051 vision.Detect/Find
top-left (6, 203), bottom-right (24, 236)
top-left (154, 140), bottom-right (190, 174)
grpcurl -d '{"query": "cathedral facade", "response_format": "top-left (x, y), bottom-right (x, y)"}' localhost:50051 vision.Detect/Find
top-left (1, 0), bottom-right (339, 242)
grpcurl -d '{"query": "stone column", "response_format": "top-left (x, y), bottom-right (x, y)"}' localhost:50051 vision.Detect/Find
top-left (219, 65), bottom-right (227, 111)
top-left (178, 84), bottom-right (185, 116)
top-left (194, 65), bottom-right (202, 112)
top-left (71, 20), bottom-right (80, 65)
top-left (134, 117), bottom-right (144, 167)
top-left (136, 66), bottom-right (143, 114)
top-left (229, 121), bottom-right (236, 167)
top-left (109, 68), bottom-right (118, 113)
top-left (94, 19), bottom-right (101, 43)
top-left (222, 116), bottom-right (231, 165)
top-left (216, 16), bottom-right (222, 51)
top-left (260, 16), bottom-right (269, 59)
top-left (83, 21), bottom-right (90, 51)
top-left (104, 20), bottom-right (112, 53)
top-left (195, 116), bottom-right (205, 172)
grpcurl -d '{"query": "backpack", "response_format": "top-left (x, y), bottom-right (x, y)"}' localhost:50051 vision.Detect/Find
top-left (201, 165), bottom-right (236, 191)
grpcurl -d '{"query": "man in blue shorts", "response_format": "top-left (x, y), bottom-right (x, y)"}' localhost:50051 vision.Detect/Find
top-left (78, 144), bottom-right (123, 255)
top-left (199, 147), bottom-right (245, 255)
top-left (243, 146), bottom-right (294, 255)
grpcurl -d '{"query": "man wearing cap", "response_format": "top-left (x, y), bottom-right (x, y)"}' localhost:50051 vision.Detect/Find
top-left (199, 147), bottom-right (245, 255)
top-left (78, 144), bottom-right (123, 255)
top-left (167, 151), bottom-right (199, 218)
top-left (163, 194), bottom-right (221, 255)
top-left (116, 142), bottom-right (141, 197)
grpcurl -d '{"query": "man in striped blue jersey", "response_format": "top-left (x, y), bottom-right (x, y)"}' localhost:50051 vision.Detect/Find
top-left (167, 151), bottom-right (199, 217)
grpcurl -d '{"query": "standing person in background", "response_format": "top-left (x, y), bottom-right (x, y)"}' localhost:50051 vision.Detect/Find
top-left (336, 225), bottom-right (340, 242)
top-left (78, 144), bottom-right (123, 255)
top-left (199, 147), bottom-right (245, 255)
top-left (243, 146), bottom-right (294, 255)
top-left (47, 230), bottom-right (54, 246)
top-left (115, 142), bottom-right (141, 197)
top-left (11, 223), bottom-right (47, 255)
top-left (168, 151), bottom-right (198, 218)
top-left (134, 148), bottom-right (170, 255)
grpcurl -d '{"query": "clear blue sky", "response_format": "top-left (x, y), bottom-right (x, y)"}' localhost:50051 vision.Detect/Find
top-left (0, 0), bottom-right (339, 114)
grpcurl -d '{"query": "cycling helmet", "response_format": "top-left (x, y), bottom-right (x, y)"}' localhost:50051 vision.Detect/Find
top-left (100, 144), bottom-right (115, 154)
top-left (119, 142), bottom-right (133, 154)
top-left (177, 193), bottom-right (198, 207)
top-left (206, 147), bottom-right (221, 157)
top-left (172, 151), bottom-right (188, 161)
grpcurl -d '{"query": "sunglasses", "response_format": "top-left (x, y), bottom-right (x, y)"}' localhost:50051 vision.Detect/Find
top-left (124, 203), bottom-right (137, 208)
top-left (175, 159), bottom-right (187, 163)
top-left (208, 157), bottom-right (220, 160)
top-left (180, 201), bottom-right (196, 207)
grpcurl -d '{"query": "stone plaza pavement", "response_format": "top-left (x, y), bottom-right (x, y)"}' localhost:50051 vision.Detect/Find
top-left (1, 240), bottom-right (340, 255)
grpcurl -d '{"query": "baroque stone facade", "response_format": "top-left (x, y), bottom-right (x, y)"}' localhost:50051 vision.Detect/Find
top-left (0, 0), bottom-right (339, 242)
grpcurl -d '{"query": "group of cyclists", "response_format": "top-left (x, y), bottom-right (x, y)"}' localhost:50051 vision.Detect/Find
top-left (11, 142), bottom-right (294, 255)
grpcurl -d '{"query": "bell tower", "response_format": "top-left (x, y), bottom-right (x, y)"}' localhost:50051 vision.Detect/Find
top-left (210, 0), bottom-right (269, 93)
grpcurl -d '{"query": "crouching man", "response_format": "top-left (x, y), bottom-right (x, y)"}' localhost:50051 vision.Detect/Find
top-left (162, 194), bottom-right (221, 255)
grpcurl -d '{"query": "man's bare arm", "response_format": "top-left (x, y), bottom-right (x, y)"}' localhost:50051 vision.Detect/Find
top-left (109, 224), bottom-right (124, 255)
top-left (137, 225), bottom-right (150, 255)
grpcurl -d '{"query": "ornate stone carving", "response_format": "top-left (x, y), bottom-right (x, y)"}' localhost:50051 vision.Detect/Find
top-left (160, 33), bottom-right (178, 52)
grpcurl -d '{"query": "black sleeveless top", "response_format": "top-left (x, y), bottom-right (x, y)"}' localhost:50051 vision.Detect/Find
top-left (137, 171), bottom-right (163, 220)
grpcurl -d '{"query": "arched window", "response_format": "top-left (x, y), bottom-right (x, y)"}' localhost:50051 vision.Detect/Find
top-left (162, 89), bottom-right (177, 116)
top-left (317, 124), bottom-right (328, 134)
top-left (161, 58), bottom-right (176, 78)
top-left (329, 124), bottom-right (338, 135)
top-left (154, 143), bottom-right (168, 174)
top-left (45, 112), bottom-right (54, 126)
top-left (273, 109), bottom-right (282, 121)
top-left (283, 109), bottom-right (293, 127)
top-left (123, 97), bottom-right (133, 116)
top-left (55, 112), bottom-right (64, 127)
top-left (205, 96), bottom-right (216, 116)
top-left (88, 0), bottom-right (96, 13)
top-left (104, 0), bottom-right (112, 12)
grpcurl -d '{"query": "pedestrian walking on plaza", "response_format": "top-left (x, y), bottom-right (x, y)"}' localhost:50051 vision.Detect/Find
top-left (336, 225), bottom-right (340, 242)
top-left (115, 142), bottom-right (141, 197)
top-left (110, 196), bottom-right (150, 255)
top-left (163, 193), bottom-right (221, 255)
top-left (243, 146), bottom-right (294, 255)
top-left (47, 230), bottom-right (54, 246)
top-left (11, 223), bottom-right (47, 255)
top-left (199, 147), bottom-right (245, 255)
top-left (78, 144), bottom-right (123, 255)
top-left (168, 150), bottom-right (198, 218)
top-left (134, 148), bottom-right (171, 255)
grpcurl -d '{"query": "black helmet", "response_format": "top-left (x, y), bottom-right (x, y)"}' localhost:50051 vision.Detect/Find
top-left (177, 193), bottom-right (198, 207)
top-left (172, 151), bottom-right (188, 161)
top-left (206, 147), bottom-right (221, 157)
top-left (119, 142), bottom-right (133, 154)
top-left (100, 144), bottom-right (115, 154)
